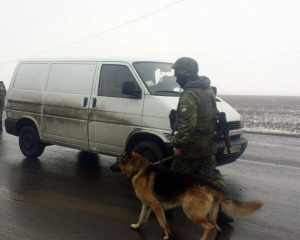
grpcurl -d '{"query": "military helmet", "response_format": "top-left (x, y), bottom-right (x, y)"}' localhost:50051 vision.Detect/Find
top-left (172, 57), bottom-right (199, 77)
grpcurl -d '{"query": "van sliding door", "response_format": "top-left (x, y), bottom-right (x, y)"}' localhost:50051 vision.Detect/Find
top-left (42, 62), bottom-right (97, 150)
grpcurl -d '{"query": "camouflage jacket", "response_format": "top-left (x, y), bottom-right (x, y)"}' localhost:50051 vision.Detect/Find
top-left (172, 76), bottom-right (218, 158)
top-left (0, 81), bottom-right (6, 106)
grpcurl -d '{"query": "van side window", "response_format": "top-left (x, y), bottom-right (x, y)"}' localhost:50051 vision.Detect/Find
top-left (14, 63), bottom-right (48, 91)
top-left (47, 63), bottom-right (96, 95)
top-left (99, 65), bottom-right (140, 98)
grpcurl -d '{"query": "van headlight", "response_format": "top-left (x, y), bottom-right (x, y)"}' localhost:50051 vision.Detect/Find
top-left (240, 117), bottom-right (244, 128)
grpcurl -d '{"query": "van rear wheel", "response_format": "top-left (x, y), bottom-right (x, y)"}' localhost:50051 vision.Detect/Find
top-left (133, 141), bottom-right (163, 164)
top-left (19, 126), bottom-right (45, 158)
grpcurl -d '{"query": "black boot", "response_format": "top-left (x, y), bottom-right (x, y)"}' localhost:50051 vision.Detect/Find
top-left (165, 209), bottom-right (173, 217)
top-left (217, 210), bottom-right (234, 223)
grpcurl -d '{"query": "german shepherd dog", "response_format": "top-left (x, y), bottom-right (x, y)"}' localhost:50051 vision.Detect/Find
top-left (110, 151), bottom-right (263, 240)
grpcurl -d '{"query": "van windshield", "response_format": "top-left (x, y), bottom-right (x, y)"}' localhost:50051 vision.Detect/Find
top-left (133, 62), bottom-right (182, 96)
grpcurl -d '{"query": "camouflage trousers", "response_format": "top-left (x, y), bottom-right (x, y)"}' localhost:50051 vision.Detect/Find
top-left (171, 155), bottom-right (229, 196)
top-left (0, 106), bottom-right (3, 127)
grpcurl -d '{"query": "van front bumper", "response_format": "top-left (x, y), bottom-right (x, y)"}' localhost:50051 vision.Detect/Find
top-left (165, 137), bottom-right (248, 167)
top-left (215, 137), bottom-right (248, 166)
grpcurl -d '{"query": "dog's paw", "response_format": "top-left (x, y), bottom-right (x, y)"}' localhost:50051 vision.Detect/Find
top-left (163, 229), bottom-right (172, 239)
top-left (130, 224), bottom-right (140, 230)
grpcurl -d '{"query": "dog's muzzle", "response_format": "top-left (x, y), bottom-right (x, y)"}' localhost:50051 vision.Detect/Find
top-left (110, 162), bottom-right (122, 172)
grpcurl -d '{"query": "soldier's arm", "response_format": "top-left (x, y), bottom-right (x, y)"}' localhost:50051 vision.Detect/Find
top-left (210, 87), bottom-right (219, 114)
top-left (172, 91), bottom-right (197, 149)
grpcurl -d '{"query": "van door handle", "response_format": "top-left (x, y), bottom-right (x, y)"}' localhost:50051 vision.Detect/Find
top-left (92, 98), bottom-right (97, 108)
top-left (83, 97), bottom-right (88, 107)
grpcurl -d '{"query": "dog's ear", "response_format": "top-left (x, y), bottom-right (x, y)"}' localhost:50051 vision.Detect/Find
top-left (126, 148), bottom-right (132, 157)
top-left (131, 151), bottom-right (139, 158)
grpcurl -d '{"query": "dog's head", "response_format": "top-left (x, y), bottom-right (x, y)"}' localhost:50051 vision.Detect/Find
top-left (110, 150), bottom-right (149, 178)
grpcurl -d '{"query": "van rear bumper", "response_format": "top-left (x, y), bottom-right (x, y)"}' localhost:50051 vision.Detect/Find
top-left (5, 118), bottom-right (18, 136)
top-left (165, 137), bottom-right (248, 167)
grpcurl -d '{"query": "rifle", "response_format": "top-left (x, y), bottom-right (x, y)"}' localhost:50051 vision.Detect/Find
top-left (214, 112), bottom-right (231, 155)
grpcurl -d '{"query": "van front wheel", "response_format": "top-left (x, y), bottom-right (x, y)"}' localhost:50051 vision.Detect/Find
top-left (19, 126), bottom-right (45, 158)
top-left (133, 141), bottom-right (163, 164)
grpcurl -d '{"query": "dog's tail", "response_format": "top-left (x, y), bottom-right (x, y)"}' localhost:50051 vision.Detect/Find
top-left (219, 197), bottom-right (263, 219)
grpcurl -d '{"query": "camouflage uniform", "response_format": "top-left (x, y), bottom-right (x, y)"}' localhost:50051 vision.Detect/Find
top-left (170, 57), bottom-right (229, 196)
top-left (0, 81), bottom-right (6, 131)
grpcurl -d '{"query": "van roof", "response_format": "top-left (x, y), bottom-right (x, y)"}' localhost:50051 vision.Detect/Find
top-left (18, 57), bottom-right (173, 64)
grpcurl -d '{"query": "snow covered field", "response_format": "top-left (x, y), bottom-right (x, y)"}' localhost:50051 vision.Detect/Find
top-left (3, 95), bottom-right (300, 137)
top-left (219, 95), bottom-right (300, 137)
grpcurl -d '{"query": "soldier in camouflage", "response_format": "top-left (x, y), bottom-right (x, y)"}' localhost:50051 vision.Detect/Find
top-left (170, 57), bottom-right (229, 196)
top-left (0, 81), bottom-right (6, 131)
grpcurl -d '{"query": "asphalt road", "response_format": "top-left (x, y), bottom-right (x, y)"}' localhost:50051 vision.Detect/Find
top-left (0, 128), bottom-right (299, 240)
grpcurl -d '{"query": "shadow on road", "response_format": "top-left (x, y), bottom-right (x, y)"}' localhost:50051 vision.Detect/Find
top-left (76, 151), bottom-right (101, 182)
top-left (77, 151), bottom-right (100, 170)
top-left (21, 157), bottom-right (42, 171)
top-left (18, 157), bottom-right (44, 192)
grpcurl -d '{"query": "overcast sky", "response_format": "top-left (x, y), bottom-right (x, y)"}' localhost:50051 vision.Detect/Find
top-left (1, 0), bottom-right (299, 96)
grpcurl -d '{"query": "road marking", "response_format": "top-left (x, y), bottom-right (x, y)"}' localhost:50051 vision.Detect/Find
top-left (238, 159), bottom-right (300, 170)
top-left (249, 141), bottom-right (300, 150)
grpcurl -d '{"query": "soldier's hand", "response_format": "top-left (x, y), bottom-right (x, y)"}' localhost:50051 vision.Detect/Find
top-left (174, 148), bottom-right (181, 155)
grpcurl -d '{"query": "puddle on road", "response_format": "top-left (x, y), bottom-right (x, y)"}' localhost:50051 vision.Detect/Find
top-left (0, 188), bottom-right (242, 240)
top-left (0, 187), bottom-right (134, 221)
top-left (0, 187), bottom-right (29, 203)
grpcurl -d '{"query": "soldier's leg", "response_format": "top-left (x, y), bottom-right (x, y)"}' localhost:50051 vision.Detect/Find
top-left (194, 155), bottom-right (233, 223)
top-left (172, 155), bottom-right (232, 223)
top-left (171, 156), bottom-right (199, 173)
top-left (169, 156), bottom-right (202, 217)
top-left (0, 106), bottom-right (3, 131)
top-left (194, 155), bottom-right (229, 196)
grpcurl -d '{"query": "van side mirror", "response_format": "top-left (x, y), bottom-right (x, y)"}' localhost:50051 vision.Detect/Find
top-left (211, 86), bottom-right (217, 95)
top-left (122, 81), bottom-right (142, 99)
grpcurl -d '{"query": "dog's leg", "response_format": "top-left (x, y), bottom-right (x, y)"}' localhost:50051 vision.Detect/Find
top-left (209, 202), bottom-right (222, 232)
top-left (131, 203), bottom-right (152, 230)
top-left (210, 230), bottom-right (221, 240)
top-left (185, 211), bottom-right (215, 240)
top-left (185, 210), bottom-right (215, 240)
top-left (197, 218), bottom-right (215, 240)
top-left (183, 193), bottom-right (215, 240)
top-left (150, 203), bottom-right (171, 240)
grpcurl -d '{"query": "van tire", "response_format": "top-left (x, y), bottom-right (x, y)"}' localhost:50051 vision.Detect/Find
top-left (19, 126), bottom-right (45, 158)
top-left (133, 141), bottom-right (163, 163)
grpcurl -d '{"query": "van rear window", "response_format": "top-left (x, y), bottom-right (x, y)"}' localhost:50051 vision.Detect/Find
top-left (14, 63), bottom-right (48, 91)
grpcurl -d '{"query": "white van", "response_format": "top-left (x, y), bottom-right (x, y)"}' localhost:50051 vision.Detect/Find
top-left (5, 57), bottom-right (247, 166)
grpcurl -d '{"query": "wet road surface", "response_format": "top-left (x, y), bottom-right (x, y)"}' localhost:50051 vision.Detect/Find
top-left (0, 130), bottom-right (300, 240)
